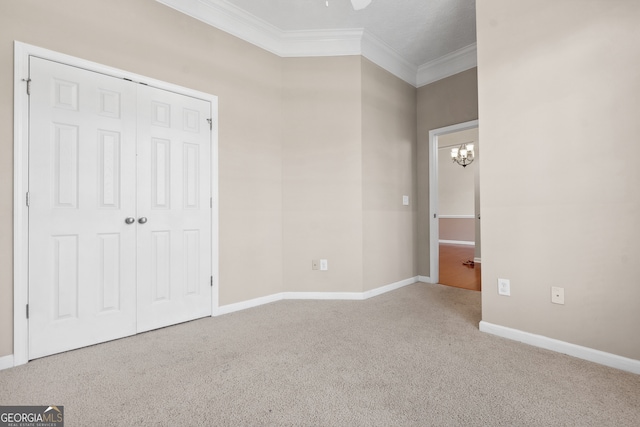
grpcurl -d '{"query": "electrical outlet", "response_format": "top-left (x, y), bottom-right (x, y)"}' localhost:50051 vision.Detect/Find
top-left (312, 260), bottom-right (319, 270)
top-left (551, 287), bottom-right (565, 304)
top-left (320, 259), bottom-right (328, 271)
top-left (402, 195), bottom-right (409, 206)
top-left (497, 278), bottom-right (510, 296)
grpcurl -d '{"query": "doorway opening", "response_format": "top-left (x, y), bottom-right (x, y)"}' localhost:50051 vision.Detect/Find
top-left (428, 120), bottom-right (480, 290)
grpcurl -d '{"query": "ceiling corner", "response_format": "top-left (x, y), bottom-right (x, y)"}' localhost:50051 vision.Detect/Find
top-left (361, 32), bottom-right (418, 86)
top-left (417, 43), bottom-right (477, 87)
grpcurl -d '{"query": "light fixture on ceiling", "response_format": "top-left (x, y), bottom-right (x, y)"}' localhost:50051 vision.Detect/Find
top-left (325, 0), bottom-right (373, 10)
top-left (450, 143), bottom-right (475, 168)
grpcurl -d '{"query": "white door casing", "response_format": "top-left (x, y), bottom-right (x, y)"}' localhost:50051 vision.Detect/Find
top-left (15, 43), bottom-right (219, 364)
top-left (428, 120), bottom-right (479, 284)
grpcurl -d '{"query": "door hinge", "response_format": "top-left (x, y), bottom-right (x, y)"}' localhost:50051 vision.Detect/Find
top-left (26, 304), bottom-right (29, 319)
top-left (206, 118), bottom-right (212, 130)
top-left (26, 191), bottom-right (30, 207)
top-left (210, 276), bottom-right (213, 287)
top-left (22, 78), bottom-right (31, 95)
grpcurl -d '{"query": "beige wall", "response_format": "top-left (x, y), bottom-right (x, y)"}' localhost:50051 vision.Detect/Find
top-left (282, 56), bottom-right (364, 293)
top-left (417, 68), bottom-right (479, 277)
top-left (281, 57), bottom-right (418, 293)
top-left (362, 59), bottom-right (417, 291)
top-left (478, 0), bottom-right (640, 359)
top-left (0, 0), bottom-right (423, 359)
top-left (439, 219), bottom-right (475, 242)
top-left (0, 0), bottom-right (284, 356)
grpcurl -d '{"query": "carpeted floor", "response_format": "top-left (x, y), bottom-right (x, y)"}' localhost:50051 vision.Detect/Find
top-left (1, 282), bottom-right (639, 426)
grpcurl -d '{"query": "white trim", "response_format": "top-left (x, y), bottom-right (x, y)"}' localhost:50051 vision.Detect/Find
top-left (155, 0), bottom-right (473, 87)
top-left (362, 276), bottom-right (417, 299)
top-left (0, 354), bottom-right (14, 371)
top-left (280, 28), bottom-right (364, 58)
top-left (160, 0), bottom-right (283, 56)
top-left (429, 120), bottom-right (479, 285)
top-left (361, 32), bottom-right (417, 86)
top-left (216, 277), bottom-right (418, 316)
top-left (13, 41), bottom-right (220, 366)
top-left (417, 43), bottom-right (477, 87)
top-left (439, 240), bottom-right (475, 246)
top-left (210, 99), bottom-right (220, 317)
top-left (438, 215), bottom-right (475, 219)
top-left (473, 258), bottom-right (481, 264)
top-left (418, 275), bottom-right (432, 283)
top-left (215, 293), bottom-right (284, 316)
top-left (479, 321), bottom-right (640, 375)
top-left (13, 41), bottom-right (30, 367)
top-left (283, 292), bottom-right (364, 301)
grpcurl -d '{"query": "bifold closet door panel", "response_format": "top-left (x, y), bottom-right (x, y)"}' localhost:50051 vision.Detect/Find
top-left (135, 84), bottom-right (212, 333)
top-left (28, 57), bottom-right (138, 359)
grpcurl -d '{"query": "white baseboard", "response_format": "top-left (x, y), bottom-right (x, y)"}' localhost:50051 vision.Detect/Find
top-left (216, 277), bottom-right (419, 316)
top-left (418, 275), bottom-right (432, 283)
top-left (0, 354), bottom-right (14, 371)
top-left (479, 321), bottom-right (640, 375)
top-left (283, 291), bottom-right (363, 300)
top-left (215, 292), bottom-right (284, 316)
top-left (473, 257), bottom-right (481, 263)
top-left (439, 239), bottom-right (475, 246)
top-left (363, 276), bottom-right (418, 299)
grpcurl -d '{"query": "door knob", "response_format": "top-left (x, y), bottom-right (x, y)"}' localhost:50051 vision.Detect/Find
top-left (138, 217), bottom-right (148, 224)
top-left (125, 217), bottom-right (135, 224)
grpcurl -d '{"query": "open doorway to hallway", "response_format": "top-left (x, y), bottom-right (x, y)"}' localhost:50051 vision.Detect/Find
top-left (428, 121), bottom-right (480, 291)
top-left (439, 243), bottom-right (481, 291)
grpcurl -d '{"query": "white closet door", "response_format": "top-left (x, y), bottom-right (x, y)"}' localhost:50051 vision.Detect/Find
top-left (28, 58), bottom-right (213, 359)
top-left (135, 84), bottom-right (212, 333)
top-left (28, 57), bottom-right (138, 359)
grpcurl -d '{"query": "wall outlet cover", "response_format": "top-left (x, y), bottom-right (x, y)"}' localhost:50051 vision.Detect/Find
top-left (551, 286), bottom-right (565, 304)
top-left (320, 259), bottom-right (328, 271)
top-left (498, 278), bottom-right (510, 296)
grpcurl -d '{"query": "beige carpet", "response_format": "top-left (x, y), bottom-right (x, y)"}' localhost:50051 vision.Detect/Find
top-left (1, 282), bottom-right (639, 426)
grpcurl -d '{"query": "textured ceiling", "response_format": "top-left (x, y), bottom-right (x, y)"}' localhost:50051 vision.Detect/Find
top-left (224, 0), bottom-right (477, 66)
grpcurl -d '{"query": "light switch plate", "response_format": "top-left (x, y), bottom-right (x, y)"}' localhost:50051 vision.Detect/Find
top-left (402, 195), bottom-right (409, 206)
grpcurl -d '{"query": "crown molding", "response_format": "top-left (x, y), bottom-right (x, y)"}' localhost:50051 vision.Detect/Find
top-left (417, 43), bottom-right (477, 87)
top-left (156, 0), bottom-right (473, 87)
top-left (279, 28), bottom-right (363, 58)
top-left (157, 0), bottom-right (283, 54)
top-left (361, 31), bottom-right (417, 86)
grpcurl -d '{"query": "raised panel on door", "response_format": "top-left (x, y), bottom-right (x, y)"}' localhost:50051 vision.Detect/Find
top-left (28, 57), bottom-right (138, 359)
top-left (136, 84), bottom-right (212, 333)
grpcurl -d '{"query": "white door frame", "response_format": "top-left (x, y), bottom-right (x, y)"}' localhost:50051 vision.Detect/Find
top-left (13, 41), bottom-right (220, 367)
top-left (428, 119), bottom-right (479, 283)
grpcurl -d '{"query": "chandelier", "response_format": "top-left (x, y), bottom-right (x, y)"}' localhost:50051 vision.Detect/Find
top-left (450, 143), bottom-right (475, 168)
